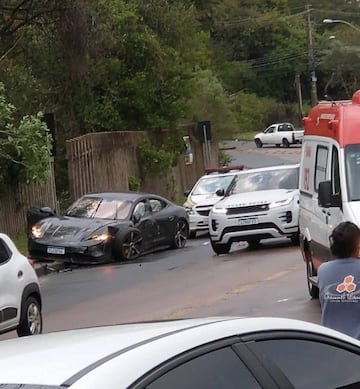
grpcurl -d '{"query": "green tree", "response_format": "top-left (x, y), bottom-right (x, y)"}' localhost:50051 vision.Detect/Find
top-left (0, 83), bottom-right (51, 190)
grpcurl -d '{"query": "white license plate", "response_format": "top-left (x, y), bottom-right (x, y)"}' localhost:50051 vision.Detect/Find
top-left (47, 246), bottom-right (65, 255)
top-left (238, 218), bottom-right (259, 226)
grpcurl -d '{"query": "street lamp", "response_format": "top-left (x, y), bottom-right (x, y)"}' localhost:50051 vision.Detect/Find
top-left (323, 19), bottom-right (360, 33)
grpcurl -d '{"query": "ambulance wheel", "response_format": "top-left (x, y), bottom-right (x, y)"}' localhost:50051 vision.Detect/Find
top-left (306, 248), bottom-right (319, 299)
top-left (254, 139), bottom-right (263, 148)
top-left (282, 138), bottom-right (290, 148)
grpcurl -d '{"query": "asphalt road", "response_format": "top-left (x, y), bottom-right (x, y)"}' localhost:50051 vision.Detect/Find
top-left (4, 141), bottom-right (321, 338)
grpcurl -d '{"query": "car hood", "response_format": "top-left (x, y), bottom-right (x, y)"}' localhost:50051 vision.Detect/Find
top-left (215, 189), bottom-right (298, 208)
top-left (254, 132), bottom-right (264, 138)
top-left (35, 216), bottom-right (123, 243)
top-left (190, 194), bottom-right (222, 206)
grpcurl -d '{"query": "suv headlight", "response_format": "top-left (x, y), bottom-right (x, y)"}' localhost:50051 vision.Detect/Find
top-left (269, 197), bottom-right (294, 209)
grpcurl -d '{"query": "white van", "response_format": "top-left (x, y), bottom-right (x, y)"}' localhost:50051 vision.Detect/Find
top-left (299, 90), bottom-right (360, 298)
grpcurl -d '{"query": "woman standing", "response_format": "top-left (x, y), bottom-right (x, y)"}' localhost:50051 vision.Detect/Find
top-left (318, 221), bottom-right (360, 339)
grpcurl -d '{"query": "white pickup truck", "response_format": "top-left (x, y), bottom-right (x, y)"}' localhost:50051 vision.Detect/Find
top-left (254, 123), bottom-right (304, 148)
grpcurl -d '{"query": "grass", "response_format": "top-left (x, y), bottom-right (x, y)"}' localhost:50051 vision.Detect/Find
top-left (233, 131), bottom-right (257, 142)
top-left (13, 232), bottom-right (28, 256)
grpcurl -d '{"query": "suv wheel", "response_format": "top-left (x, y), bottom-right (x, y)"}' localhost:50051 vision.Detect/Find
top-left (306, 248), bottom-right (319, 299)
top-left (210, 240), bottom-right (231, 255)
top-left (17, 296), bottom-right (43, 337)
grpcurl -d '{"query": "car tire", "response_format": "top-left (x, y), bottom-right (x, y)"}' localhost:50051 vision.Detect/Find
top-left (17, 296), bottom-right (43, 337)
top-left (282, 138), bottom-right (290, 148)
top-left (306, 247), bottom-right (319, 299)
top-left (172, 219), bottom-right (188, 249)
top-left (189, 230), bottom-right (197, 239)
top-left (291, 232), bottom-right (300, 246)
top-left (276, 144), bottom-right (280, 148)
top-left (254, 138), bottom-right (263, 148)
top-left (113, 228), bottom-right (143, 261)
top-left (247, 239), bottom-right (261, 249)
top-left (210, 239), bottom-right (231, 255)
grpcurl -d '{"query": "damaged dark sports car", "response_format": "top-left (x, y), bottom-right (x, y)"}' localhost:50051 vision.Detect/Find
top-left (27, 192), bottom-right (189, 264)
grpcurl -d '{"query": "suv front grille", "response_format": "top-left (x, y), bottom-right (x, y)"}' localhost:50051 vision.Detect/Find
top-left (226, 204), bottom-right (269, 215)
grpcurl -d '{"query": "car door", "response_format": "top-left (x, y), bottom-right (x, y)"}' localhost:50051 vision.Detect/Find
top-left (132, 199), bottom-right (158, 251)
top-left (262, 126), bottom-right (276, 144)
top-left (243, 332), bottom-right (360, 389)
top-left (0, 238), bottom-right (21, 332)
top-left (149, 198), bottom-right (171, 246)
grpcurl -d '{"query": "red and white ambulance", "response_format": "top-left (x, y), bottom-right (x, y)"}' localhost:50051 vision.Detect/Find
top-left (299, 90), bottom-right (360, 298)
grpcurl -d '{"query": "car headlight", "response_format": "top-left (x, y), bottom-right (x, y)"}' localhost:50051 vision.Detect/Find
top-left (184, 207), bottom-right (195, 215)
top-left (31, 223), bottom-right (49, 239)
top-left (269, 197), bottom-right (294, 209)
top-left (212, 207), bottom-right (227, 214)
top-left (89, 232), bottom-right (112, 242)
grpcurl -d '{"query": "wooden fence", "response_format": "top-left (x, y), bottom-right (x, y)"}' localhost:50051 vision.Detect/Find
top-left (66, 131), bottom-right (218, 202)
top-left (0, 172), bottom-right (57, 237)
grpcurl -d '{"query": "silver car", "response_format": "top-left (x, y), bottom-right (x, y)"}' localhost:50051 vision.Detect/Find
top-left (0, 317), bottom-right (360, 388)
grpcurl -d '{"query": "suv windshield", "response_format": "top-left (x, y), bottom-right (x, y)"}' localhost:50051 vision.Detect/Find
top-left (229, 167), bottom-right (299, 195)
top-left (192, 175), bottom-right (235, 195)
top-left (345, 144), bottom-right (360, 201)
top-left (65, 197), bottom-right (131, 219)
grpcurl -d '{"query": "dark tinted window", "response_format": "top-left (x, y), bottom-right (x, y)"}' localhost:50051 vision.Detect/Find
top-left (147, 347), bottom-right (261, 389)
top-left (331, 146), bottom-right (340, 195)
top-left (0, 239), bottom-right (11, 264)
top-left (314, 146), bottom-right (328, 192)
top-left (256, 338), bottom-right (360, 389)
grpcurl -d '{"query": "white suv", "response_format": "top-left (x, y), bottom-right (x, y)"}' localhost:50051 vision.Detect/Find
top-left (183, 166), bottom-right (245, 238)
top-left (0, 233), bottom-right (43, 336)
top-left (209, 164), bottom-right (300, 254)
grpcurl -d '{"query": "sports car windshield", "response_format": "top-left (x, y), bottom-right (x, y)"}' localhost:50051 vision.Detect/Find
top-left (345, 144), bottom-right (360, 201)
top-left (65, 197), bottom-right (131, 219)
top-left (192, 175), bottom-right (235, 195)
top-left (229, 167), bottom-right (299, 195)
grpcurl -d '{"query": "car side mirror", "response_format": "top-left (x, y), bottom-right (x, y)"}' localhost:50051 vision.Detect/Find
top-left (40, 206), bottom-right (56, 216)
top-left (184, 190), bottom-right (190, 197)
top-left (216, 188), bottom-right (225, 197)
top-left (318, 181), bottom-right (341, 208)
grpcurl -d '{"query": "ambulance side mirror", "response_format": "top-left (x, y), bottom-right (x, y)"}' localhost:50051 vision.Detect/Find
top-left (318, 181), bottom-right (341, 208)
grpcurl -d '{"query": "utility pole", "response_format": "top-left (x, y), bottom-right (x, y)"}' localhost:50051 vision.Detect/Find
top-left (306, 4), bottom-right (318, 106)
top-left (295, 74), bottom-right (304, 120)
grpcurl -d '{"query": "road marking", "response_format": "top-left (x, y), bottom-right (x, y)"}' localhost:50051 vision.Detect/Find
top-left (203, 241), bottom-right (210, 246)
top-left (161, 265), bottom-right (301, 320)
top-left (277, 298), bottom-right (290, 303)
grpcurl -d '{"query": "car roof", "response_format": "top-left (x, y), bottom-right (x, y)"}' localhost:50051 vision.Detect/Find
top-left (233, 164), bottom-right (299, 176)
top-left (82, 192), bottom-right (165, 202)
top-left (0, 317), bottom-right (358, 387)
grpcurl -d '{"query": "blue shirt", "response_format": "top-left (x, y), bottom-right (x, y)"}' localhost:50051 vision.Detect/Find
top-left (318, 258), bottom-right (360, 339)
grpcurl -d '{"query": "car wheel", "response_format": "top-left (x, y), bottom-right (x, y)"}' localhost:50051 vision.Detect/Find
top-left (291, 232), bottom-right (300, 245)
top-left (306, 248), bottom-right (319, 299)
top-left (172, 219), bottom-right (188, 248)
top-left (282, 138), bottom-right (290, 148)
top-left (17, 296), bottom-right (42, 337)
top-left (276, 144), bottom-right (280, 148)
top-left (254, 138), bottom-right (263, 148)
top-left (247, 239), bottom-right (260, 249)
top-left (189, 230), bottom-right (197, 239)
top-left (210, 239), bottom-right (231, 255)
top-left (114, 228), bottom-right (143, 261)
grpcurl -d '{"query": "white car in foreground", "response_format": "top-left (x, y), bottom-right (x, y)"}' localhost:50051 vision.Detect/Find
top-left (0, 233), bottom-right (42, 337)
top-left (0, 317), bottom-right (359, 388)
top-left (209, 164), bottom-right (300, 254)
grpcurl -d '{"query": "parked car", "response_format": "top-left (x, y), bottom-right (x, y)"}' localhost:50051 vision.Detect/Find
top-left (0, 233), bottom-right (42, 337)
top-left (254, 123), bottom-right (304, 148)
top-left (209, 164), bottom-right (300, 254)
top-left (0, 317), bottom-right (360, 388)
top-left (183, 166), bottom-right (246, 238)
top-left (28, 192), bottom-right (189, 264)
